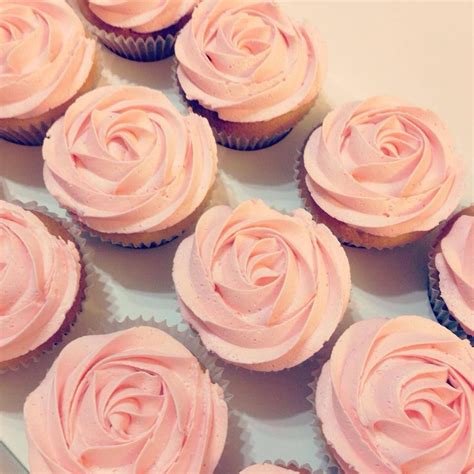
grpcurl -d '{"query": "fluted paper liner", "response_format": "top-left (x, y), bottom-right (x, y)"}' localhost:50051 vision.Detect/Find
top-left (0, 201), bottom-right (94, 373)
top-left (427, 207), bottom-right (474, 343)
top-left (85, 18), bottom-right (176, 62)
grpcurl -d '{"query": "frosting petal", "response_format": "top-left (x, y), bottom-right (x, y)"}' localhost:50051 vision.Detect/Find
top-left (436, 215), bottom-right (474, 336)
top-left (173, 200), bottom-right (351, 371)
top-left (316, 316), bottom-right (474, 473)
top-left (43, 85), bottom-right (217, 235)
top-left (88, 0), bottom-right (197, 33)
top-left (304, 96), bottom-right (464, 237)
top-left (175, 0), bottom-right (326, 122)
top-left (0, 201), bottom-right (81, 362)
top-left (0, 0), bottom-right (96, 119)
top-left (24, 326), bottom-right (228, 473)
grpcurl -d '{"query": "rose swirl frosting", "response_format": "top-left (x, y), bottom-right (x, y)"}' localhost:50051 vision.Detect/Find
top-left (435, 215), bottom-right (474, 336)
top-left (175, 0), bottom-right (327, 123)
top-left (88, 0), bottom-right (198, 33)
top-left (173, 200), bottom-right (351, 371)
top-left (316, 316), bottom-right (474, 473)
top-left (0, 0), bottom-right (96, 119)
top-left (304, 96), bottom-right (464, 237)
top-left (24, 326), bottom-right (228, 473)
top-left (43, 86), bottom-right (217, 235)
top-left (0, 201), bottom-right (81, 363)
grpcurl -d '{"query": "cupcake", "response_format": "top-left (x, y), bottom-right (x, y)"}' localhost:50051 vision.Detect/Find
top-left (241, 462), bottom-right (312, 474)
top-left (77, 0), bottom-right (198, 61)
top-left (0, 0), bottom-right (98, 146)
top-left (0, 201), bottom-right (86, 371)
top-left (175, 0), bottom-right (327, 150)
top-left (428, 206), bottom-right (474, 342)
top-left (298, 96), bottom-right (464, 249)
top-left (173, 199), bottom-right (351, 371)
top-left (24, 326), bottom-right (228, 473)
top-left (316, 316), bottom-right (473, 473)
top-left (43, 85), bottom-right (218, 248)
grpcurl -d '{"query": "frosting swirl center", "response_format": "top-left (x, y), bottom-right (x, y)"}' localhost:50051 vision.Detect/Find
top-left (24, 327), bottom-right (228, 473)
top-left (175, 0), bottom-right (326, 123)
top-left (305, 96), bottom-right (464, 237)
top-left (173, 200), bottom-right (351, 371)
top-left (43, 85), bottom-right (217, 235)
top-left (0, 0), bottom-right (96, 119)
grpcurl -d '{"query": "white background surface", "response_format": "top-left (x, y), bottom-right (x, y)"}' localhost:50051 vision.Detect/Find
top-left (0, 1), bottom-right (472, 472)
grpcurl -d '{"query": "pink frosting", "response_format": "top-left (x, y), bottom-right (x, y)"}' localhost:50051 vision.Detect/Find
top-left (175, 0), bottom-right (326, 123)
top-left (89, 0), bottom-right (197, 33)
top-left (435, 215), bottom-right (474, 336)
top-left (0, 201), bottom-right (81, 363)
top-left (0, 0), bottom-right (96, 120)
top-left (43, 85), bottom-right (217, 235)
top-left (24, 326), bottom-right (228, 473)
top-left (241, 464), bottom-right (295, 473)
top-left (316, 316), bottom-right (474, 474)
top-left (173, 200), bottom-right (351, 371)
top-left (304, 96), bottom-right (464, 237)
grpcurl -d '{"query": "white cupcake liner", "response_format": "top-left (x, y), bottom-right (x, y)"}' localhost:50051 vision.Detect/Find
top-left (427, 210), bottom-right (474, 344)
top-left (85, 19), bottom-right (176, 62)
top-left (0, 200), bottom-right (95, 373)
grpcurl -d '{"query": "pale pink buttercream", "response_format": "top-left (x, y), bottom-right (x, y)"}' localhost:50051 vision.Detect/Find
top-left (173, 200), bottom-right (351, 371)
top-left (0, 0), bottom-right (96, 120)
top-left (435, 215), bottom-right (474, 336)
top-left (89, 0), bottom-right (197, 33)
top-left (241, 464), bottom-right (296, 473)
top-left (0, 201), bottom-right (81, 363)
top-left (24, 326), bottom-right (228, 473)
top-left (316, 316), bottom-right (474, 474)
top-left (304, 96), bottom-right (464, 237)
top-left (43, 85), bottom-right (217, 235)
top-left (175, 0), bottom-right (326, 123)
